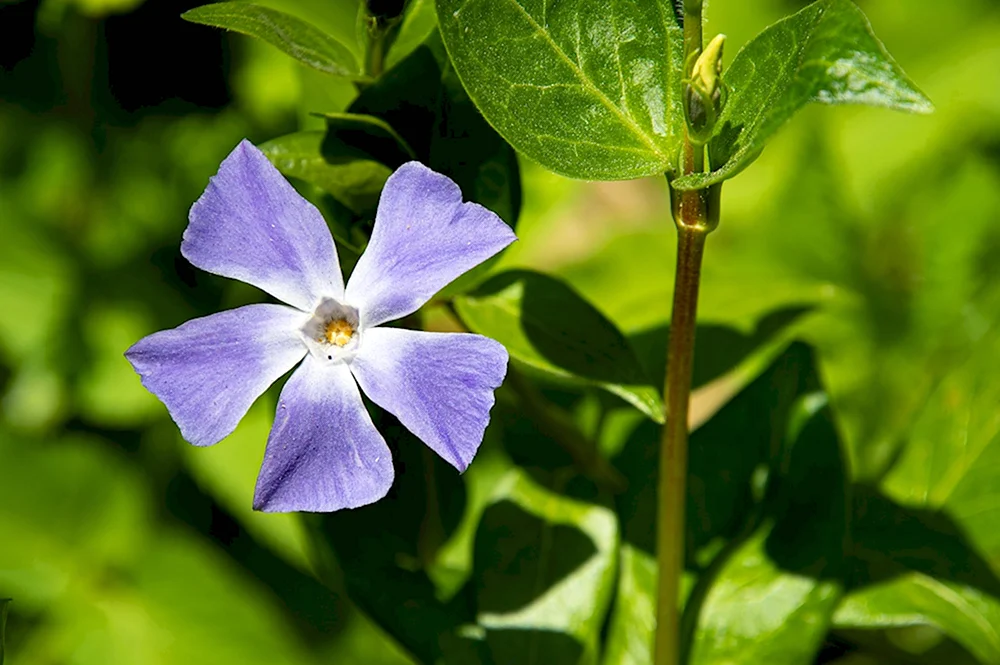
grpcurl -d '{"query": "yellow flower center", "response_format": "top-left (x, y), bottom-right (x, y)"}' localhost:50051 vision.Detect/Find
top-left (323, 318), bottom-right (355, 347)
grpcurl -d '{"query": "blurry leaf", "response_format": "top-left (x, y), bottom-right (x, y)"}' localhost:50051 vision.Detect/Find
top-left (473, 468), bottom-right (618, 665)
top-left (436, 0), bottom-right (685, 180)
top-left (0, 597), bottom-right (8, 665)
top-left (260, 130), bottom-right (391, 216)
top-left (0, 436), bottom-right (323, 665)
top-left (455, 270), bottom-right (663, 423)
top-left (180, 398), bottom-right (313, 573)
top-left (384, 0), bottom-right (437, 71)
top-left (0, 225), bottom-right (73, 363)
top-left (674, 0), bottom-right (933, 190)
top-left (834, 573), bottom-right (1000, 665)
top-left (320, 112), bottom-right (417, 166)
top-left (182, 3), bottom-right (364, 79)
top-left (834, 324), bottom-right (1000, 664)
top-left (77, 305), bottom-right (159, 427)
top-left (602, 544), bottom-right (656, 665)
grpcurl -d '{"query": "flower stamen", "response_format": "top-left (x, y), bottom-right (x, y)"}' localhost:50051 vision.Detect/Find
top-left (324, 319), bottom-right (355, 347)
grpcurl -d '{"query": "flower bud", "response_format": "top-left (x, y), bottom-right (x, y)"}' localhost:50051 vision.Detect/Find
top-left (685, 34), bottom-right (726, 142)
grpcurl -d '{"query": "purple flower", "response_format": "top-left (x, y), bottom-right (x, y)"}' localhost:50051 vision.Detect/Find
top-left (126, 140), bottom-right (515, 513)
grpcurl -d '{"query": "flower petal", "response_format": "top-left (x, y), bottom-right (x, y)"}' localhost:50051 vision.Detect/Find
top-left (345, 162), bottom-right (516, 328)
top-left (254, 357), bottom-right (394, 512)
top-left (350, 328), bottom-right (508, 471)
top-left (183, 140), bottom-right (344, 311)
top-left (125, 304), bottom-right (307, 447)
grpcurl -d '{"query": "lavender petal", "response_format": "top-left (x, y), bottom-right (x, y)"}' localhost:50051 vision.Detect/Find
top-left (254, 357), bottom-right (394, 512)
top-left (183, 140), bottom-right (344, 311)
top-left (350, 328), bottom-right (508, 471)
top-left (345, 162), bottom-right (516, 328)
top-left (125, 304), bottom-right (307, 447)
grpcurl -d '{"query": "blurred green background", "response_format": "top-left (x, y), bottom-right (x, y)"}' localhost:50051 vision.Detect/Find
top-left (1, 0), bottom-right (999, 663)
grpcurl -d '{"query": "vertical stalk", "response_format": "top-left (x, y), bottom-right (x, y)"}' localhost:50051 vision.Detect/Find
top-left (654, 2), bottom-right (713, 664)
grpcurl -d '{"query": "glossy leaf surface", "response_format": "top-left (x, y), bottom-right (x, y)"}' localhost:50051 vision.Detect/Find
top-left (437, 0), bottom-right (685, 180)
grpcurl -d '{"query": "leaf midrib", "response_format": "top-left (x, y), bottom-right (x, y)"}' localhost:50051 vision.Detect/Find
top-left (492, 0), bottom-right (667, 159)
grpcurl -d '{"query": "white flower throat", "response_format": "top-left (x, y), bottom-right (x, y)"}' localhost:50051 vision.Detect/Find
top-left (300, 297), bottom-right (361, 363)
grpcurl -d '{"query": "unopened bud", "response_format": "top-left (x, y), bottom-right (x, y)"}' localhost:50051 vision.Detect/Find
top-left (685, 34), bottom-right (726, 142)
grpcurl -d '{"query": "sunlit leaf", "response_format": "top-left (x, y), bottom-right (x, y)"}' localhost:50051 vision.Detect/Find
top-left (437, 0), bottom-right (685, 180)
top-left (384, 0), bottom-right (437, 71)
top-left (674, 0), bottom-right (933, 190)
top-left (834, 573), bottom-right (1000, 665)
top-left (182, 3), bottom-right (364, 79)
top-left (835, 324), bottom-right (1000, 664)
top-left (455, 270), bottom-right (663, 422)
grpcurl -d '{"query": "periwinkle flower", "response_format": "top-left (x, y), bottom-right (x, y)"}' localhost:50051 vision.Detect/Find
top-left (126, 140), bottom-right (515, 512)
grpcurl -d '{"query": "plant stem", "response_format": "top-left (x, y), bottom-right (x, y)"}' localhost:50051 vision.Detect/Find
top-left (655, 2), bottom-right (714, 664)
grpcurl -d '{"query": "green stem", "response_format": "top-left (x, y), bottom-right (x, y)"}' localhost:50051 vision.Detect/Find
top-left (655, 2), bottom-right (714, 664)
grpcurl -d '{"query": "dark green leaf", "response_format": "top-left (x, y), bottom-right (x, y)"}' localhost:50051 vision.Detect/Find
top-left (0, 598), bottom-right (8, 665)
top-left (384, 0), bottom-right (437, 71)
top-left (674, 0), bottom-right (933, 190)
top-left (259, 131), bottom-right (392, 216)
top-left (833, 325), bottom-right (1000, 664)
top-left (182, 3), bottom-right (364, 79)
top-left (437, 0), bottom-right (685, 180)
top-left (455, 270), bottom-right (663, 422)
top-left (473, 468), bottom-right (618, 664)
top-left (609, 345), bottom-right (847, 664)
top-left (320, 112), bottom-right (417, 166)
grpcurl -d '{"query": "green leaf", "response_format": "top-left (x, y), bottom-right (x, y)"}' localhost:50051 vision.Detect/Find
top-left (602, 545), bottom-right (656, 665)
top-left (674, 0), bottom-right (933, 190)
top-left (834, 573), bottom-right (1000, 665)
top-left (182, 3), bottom-right (364, 79)
top-left (320, 112), bottom-right (417, 166)
top-left (455, 270), bottom-right (663, 422)
top-left (687, 402), bottom-right (848, 665)
top-left (473, 468), bottom-right (618, 664)
top-left (384, 0), bottom-right (437, 71)
top-left (259, 130), bottom-right (392, 216)
top-left (436, 0), bottom-right (685, 180)
top-left (833, 324), bottom-right (1000, 664)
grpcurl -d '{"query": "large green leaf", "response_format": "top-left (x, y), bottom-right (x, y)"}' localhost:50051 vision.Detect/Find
top-left (182, 3), bottom-right (364, 79)
top-left (674, 0), bottom-right (932, 190)
top-left (473, 468), bottom-right (618, 665)
top-left (455, 270), bottom-right (663, 423)
top-left (436, 0), bottom-right (685, 180)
